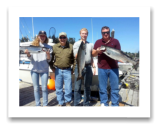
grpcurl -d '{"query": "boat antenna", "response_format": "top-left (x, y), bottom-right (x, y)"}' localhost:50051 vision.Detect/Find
top-left (32, 17), bottom-right (34, 40)
top-left (91, 18), bottom-right (93, 43)
top-left (111, 29), bottom-right (115, 38)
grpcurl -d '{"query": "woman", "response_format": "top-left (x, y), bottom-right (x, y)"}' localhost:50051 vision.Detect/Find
top-left (25, 31), bottom-right (53, 106)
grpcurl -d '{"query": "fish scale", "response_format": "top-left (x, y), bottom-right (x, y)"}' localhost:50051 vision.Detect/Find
top-left (19, 46), bottom-right (48, 53)
top-left (76, 42), bottom-right (86, 81)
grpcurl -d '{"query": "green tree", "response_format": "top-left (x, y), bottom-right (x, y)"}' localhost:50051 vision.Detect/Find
top-left (68, 37), bottom-right (75, 45)
top-left (136, 51), bottom-right (139, 57)
top-left (51, 35), bottom-right (58, 43)
top-left (20, 36), bottom-right (30, 42)
top-left (53, 37), bottom-right (59, 44)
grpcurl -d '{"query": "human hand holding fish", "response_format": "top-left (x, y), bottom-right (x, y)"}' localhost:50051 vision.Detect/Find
top-left (118, 60), bottom-right (124, 63)
top-left (93, 67), bottom-right (96, 75)
top-left (96, 47), bottom-right (103, 54)
top-left (51, 68), bottom-right (55, 73)
top-left (24, 49), bottom-right (31, 57)
top-left (46, 49), bottom-right (50, 60)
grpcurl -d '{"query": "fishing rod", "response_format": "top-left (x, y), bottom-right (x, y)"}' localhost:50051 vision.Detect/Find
top-left (32, 17), bottom-right (34, 41)
top-left (91, 18), bottom-right (93, 43)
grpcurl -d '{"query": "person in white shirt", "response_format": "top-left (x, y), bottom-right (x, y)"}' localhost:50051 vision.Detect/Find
top-left (73, 28), bottom-right (96, 106)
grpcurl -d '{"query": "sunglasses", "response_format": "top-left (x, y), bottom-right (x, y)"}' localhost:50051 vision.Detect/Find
top-left (102, 31), bottom-right (110, 35)
top-left (60, 37), bottom-right (66, 39)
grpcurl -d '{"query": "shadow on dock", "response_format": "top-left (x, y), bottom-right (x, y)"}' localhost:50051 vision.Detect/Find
top-left (19, 85), bottom-right (35, 106)
top-left (19, 83), bottom-right (56, 106)
top-left (119, 101), bottom-right (134, 106)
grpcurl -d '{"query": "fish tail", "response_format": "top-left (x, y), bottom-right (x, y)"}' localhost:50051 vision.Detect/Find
top-left (77, 76), bottom-right (84, 81)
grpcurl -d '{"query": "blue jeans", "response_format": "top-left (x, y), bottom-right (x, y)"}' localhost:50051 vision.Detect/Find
top-left (74, 65), bottom-right (93, 106)
top-left (98, 68), bottom-right (119, 106)
top-left (55, 67), bottom-right (72, 105)
top-left (31, 71), bottom-right (48, 106)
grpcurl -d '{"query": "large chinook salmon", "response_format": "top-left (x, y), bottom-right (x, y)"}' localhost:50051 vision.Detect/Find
top-left (100, 45), bottom-right (139, 71)
top-left (76, 42), bottom-right (86, 81)
top-left (19, 45), bottom-right (48, 54)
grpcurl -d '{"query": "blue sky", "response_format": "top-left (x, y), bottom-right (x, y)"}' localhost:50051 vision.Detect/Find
top-left (19, 17), bottom-right (139, 53)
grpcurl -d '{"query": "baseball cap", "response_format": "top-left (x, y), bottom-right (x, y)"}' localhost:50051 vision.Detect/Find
top-left (38, 31), bottom-right (47, 36)
top-left (59, 32), bottom-right (67, 37)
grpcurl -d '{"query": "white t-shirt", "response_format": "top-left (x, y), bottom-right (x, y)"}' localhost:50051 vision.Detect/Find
top-left (73, 40), bottom-right (94, 64)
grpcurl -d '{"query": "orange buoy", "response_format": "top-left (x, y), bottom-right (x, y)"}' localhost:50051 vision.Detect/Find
top-left (47, 76), bottom-right (55, 90)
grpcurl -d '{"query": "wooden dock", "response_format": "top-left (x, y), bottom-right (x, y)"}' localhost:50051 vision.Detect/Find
top-left (19, 82), bottom-right (139, 107)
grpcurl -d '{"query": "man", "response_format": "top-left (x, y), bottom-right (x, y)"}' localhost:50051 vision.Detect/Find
top-left (49, 32), bottom-right (74, 106)
top-left (92, 26), bottom-right (121, 106)
top-left (73, 28), bottom-right (96, 106)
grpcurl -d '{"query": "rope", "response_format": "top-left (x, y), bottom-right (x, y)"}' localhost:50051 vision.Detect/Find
top-left (20, 21), bottom-right (28, 36)
top-left (20, 29), bottom-right (24, 39)
top-left (23, 18), bottom-right (32, 40)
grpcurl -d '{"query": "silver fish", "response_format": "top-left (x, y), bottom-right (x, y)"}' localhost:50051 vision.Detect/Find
top-left (100, 45), bottom-right (139, 71)
top-left (76, 42), bottom-right (86, 81)
top-left (19, 45), bottom-right (48, 53)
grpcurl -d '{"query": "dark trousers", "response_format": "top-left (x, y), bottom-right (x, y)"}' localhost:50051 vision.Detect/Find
top-left (74, 65), bottom-right (93, 106)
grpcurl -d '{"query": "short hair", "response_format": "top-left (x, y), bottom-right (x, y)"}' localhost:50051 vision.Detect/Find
top-left (80, 28), bottom-right (88, 34)
top-left (101, 26), bottom-right (110, 32)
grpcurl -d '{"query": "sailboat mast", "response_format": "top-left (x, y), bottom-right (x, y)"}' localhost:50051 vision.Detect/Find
top-left (32, 17), bottom-right (34, 40)
top-left (91, 18), bottom-right (93, 43)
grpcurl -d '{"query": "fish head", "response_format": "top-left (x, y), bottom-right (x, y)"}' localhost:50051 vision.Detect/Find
top-left (42, 47), bottom-right (48, 52)
top-left (82, 44), bottom-right (86, 50)
top-left (80, 42), bottom-right (86, 50)
top-left (100, 45), bottom-right (106, 51)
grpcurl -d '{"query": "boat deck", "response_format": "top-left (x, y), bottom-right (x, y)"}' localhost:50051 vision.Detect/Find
top-left (19, 82), bottom-right (139, 107)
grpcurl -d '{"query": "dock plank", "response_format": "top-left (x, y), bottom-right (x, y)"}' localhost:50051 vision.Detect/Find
top-left (122, 88), bottom-right (129, 102)
top-left (119, 88), bottom-right (125, 102)
top-left (19, 82), bottom-right (139, 107)
top-left (137, 91), bottom-right (139, 106)
top-left (125, 89), bottom-right (134, 106)
top-left (132, 90), bottom-right (138, 106)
